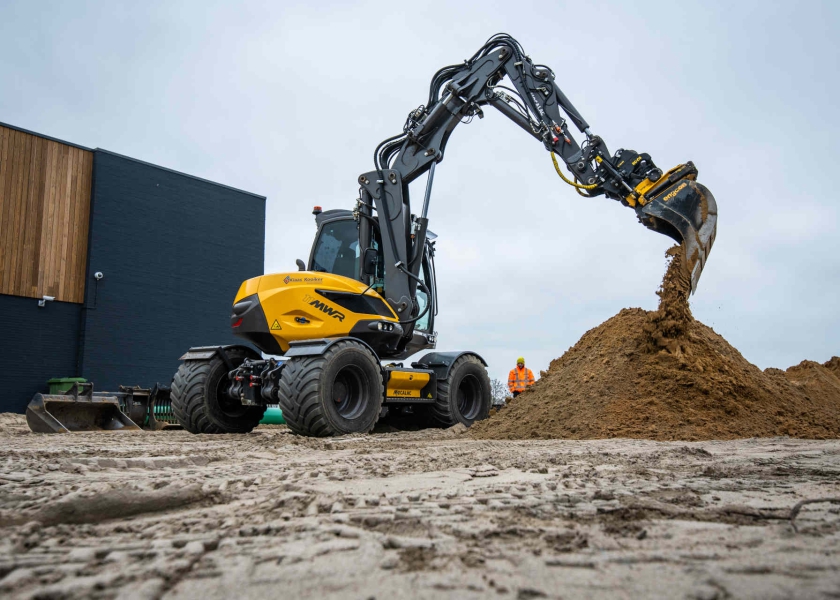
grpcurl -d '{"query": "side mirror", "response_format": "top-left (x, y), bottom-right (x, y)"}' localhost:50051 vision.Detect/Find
top-left (296, 259), bottom-right (306, 271)
top-left (362, 248), bottom-right (378, 276)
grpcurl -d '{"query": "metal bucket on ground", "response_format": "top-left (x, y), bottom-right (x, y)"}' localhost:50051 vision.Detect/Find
top-left (26, 383), bottom-right (140, 433)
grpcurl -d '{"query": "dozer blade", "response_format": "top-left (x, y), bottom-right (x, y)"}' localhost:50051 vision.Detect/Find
top-left (26, 384), bottom-right (140, 433)
top-left (638, 179), bottom-right (717, 293)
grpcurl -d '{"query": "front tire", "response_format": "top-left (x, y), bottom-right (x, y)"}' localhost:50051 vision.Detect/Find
top-left (171, 348), bottom-right (265, 434)
top-left (278, 340), bottom-right (383, 437)
top-left (430, 355), bottom-right (491, 427)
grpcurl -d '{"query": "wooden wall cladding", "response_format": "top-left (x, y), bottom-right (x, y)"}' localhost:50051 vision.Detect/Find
top-left (0, 125), bottom-right (93, 304)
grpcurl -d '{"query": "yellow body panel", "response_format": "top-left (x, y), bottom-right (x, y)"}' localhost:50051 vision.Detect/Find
top-left (234, 271), bottom-right (398, 352)
top-left (625, 164), bottom-right (699, 208)
top-left (236, 276), bottom-right (261, 300)
top-left (386, 370), bottom-right (431, 399)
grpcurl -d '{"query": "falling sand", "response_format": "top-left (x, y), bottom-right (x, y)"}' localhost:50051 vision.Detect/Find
top-left (471, 247), bottom-right (840, 441)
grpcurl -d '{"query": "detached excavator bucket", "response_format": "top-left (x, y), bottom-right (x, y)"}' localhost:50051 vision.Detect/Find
top-left (637, 175), bottom-right (717, 293)
top-left (25, 383), bottom-right (140, 433)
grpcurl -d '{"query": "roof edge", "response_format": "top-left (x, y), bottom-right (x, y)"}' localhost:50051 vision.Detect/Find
top-left (0, 120), bottom-right (94, 151)
top-left (0, 120), bottom-right (266, 201)
top-left (93, 148), bottom-right (266, 201)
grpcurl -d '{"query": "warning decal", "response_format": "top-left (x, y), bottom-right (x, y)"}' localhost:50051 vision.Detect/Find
top-left (271, 320), bottom-right (282, 331)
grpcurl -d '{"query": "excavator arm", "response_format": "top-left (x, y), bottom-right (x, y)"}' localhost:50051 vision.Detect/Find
top-left (356, 33), bottom-right (717, 337)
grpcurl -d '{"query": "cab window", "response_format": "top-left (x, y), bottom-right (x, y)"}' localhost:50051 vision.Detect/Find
top-left (312, 219), bottom-right (359, 279)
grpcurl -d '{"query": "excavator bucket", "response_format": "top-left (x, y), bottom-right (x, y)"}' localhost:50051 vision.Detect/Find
top-left (637, 175), bottom-right (717, 293)
top-left (25, 383), bottom-right (140, 433)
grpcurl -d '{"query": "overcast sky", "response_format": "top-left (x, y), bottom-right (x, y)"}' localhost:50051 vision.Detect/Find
top-left (2, 0), bottom-right (838, 384)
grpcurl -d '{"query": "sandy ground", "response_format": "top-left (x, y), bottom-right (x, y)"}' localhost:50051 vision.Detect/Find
top-left (0, 416), bottom-right (838, 599)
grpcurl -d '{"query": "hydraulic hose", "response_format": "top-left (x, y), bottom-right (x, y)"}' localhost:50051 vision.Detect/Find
top-left (551, 152), bottom-right (599, 190)
top-left (395, 272), bottom-right (433, 325)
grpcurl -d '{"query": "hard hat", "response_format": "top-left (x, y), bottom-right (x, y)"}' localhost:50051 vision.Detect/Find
top-left (517, 357), bottom-right (525, 364)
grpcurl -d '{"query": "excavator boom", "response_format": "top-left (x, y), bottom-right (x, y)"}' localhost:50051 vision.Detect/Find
top-left (359, 33), bottom-right (717, 330)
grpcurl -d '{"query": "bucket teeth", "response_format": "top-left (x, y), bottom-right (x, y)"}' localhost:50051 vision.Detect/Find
top-left (638, 180), bottom-right (717, 294)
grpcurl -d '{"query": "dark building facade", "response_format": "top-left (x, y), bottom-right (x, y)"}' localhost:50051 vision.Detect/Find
top-left (0, 123), bottom-right (265, 413)
top-left (0, 295), bottom-right (82, 412)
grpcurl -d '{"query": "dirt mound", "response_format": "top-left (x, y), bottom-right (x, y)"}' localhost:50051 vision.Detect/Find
top-left (471, 248), bottom-right (840, 441)
top-left (824, 356), bottom-right (840, 379)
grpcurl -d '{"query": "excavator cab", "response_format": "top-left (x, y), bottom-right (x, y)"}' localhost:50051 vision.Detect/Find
top-left (308, 209), bottom-right (437, 359)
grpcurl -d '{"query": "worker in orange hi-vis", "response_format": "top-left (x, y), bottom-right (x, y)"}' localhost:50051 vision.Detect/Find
top-left (508, 356), bottom-right (535, 398)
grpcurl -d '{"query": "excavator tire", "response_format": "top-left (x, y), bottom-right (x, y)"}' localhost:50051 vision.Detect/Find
top-left (278, 340), bottom-right (383, 437)
top-left (171, 348), bottom-right (265, 434)
top-left (431, 354), bottom-right (491, 427)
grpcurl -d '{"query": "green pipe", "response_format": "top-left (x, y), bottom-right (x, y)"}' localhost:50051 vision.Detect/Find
top-left (260, 406), bottom-right (285, 425)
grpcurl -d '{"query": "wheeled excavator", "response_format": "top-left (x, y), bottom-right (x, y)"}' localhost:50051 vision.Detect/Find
top-left (170, 34), bottom-right (717, 437)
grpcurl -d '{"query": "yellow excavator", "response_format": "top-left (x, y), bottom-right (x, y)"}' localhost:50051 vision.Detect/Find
top-left (171, 34), bottom-right (717, 437)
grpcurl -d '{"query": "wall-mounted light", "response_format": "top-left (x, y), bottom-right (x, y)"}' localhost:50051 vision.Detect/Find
top-left (38, 295), bottom-right (55, 308)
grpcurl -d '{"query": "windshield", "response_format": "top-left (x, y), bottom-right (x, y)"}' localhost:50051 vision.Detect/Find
top-left (312, 219), bottom-right (359, 279)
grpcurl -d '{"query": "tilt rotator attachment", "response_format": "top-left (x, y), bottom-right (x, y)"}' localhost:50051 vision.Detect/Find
top-left (627, 162), bottom-right (717, 293)
top-left (553, 150), bottom-right (717, 293)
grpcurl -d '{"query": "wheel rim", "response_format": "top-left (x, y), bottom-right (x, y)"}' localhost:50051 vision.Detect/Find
top-left (215, 362), bottom-right (248, 418)
top-left (456, 374), bottom-right (482, 421)
top-left (332, 365), bottom-right (367, 419)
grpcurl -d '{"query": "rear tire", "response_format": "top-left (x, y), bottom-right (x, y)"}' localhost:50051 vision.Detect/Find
top-left (278, 340), bottom-right (383, 437)
top-left (171, 348), bottom-right (265, 434)
top-left (430, 355), bottom-right (491, 427)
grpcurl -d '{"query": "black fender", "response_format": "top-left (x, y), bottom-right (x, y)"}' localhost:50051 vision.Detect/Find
top-left (284, 337), bottom-right (381, 361)
top-left (178, 345), bottom-right (262, 370)
top-left (411, 351), bottom-right (488, 381)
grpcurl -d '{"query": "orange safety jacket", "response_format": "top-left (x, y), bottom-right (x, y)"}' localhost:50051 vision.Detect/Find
top-left (508, 366), bottom-right (535, 393)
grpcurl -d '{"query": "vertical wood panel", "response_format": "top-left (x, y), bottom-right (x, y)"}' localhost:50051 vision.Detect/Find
top-left (63, 148), bottom-right (80, 301)
top-left (67, 149), bottom-right (91, 303)
top-left (37, 139), bottom-right (55, 297)
top-left (1, 130), bottom-right (17, 293)
top-left (0, 125), bottom-right (92, 303)
top-left (46, 139), bottom-right (61, 298)
top-left (48, 146), bottom-right (64, 297)
top-left (18, 136), bottom-right (41, 297)
top-left (36, 141), bottom-right (50, 296)
top-left (0, 129), bottom-right (10, 293)
top-left (2, 130), bottom-right (24, 294)
top-left (29, 137), bottom-right (48, 297)
top-left (12, 133), bottom-right (33, 295)
top-left (45, 145), bottom-right (63, 297)
top-left (73, 152), bottom-right (93, 303)
top-left (57, 148), bottom-right (76, 300)
top-left (0, 128), bottom-right (9, 284)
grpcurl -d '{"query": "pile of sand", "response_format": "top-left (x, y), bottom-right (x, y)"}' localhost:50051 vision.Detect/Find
top-left (471, 248), bottom-right (840, 441)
